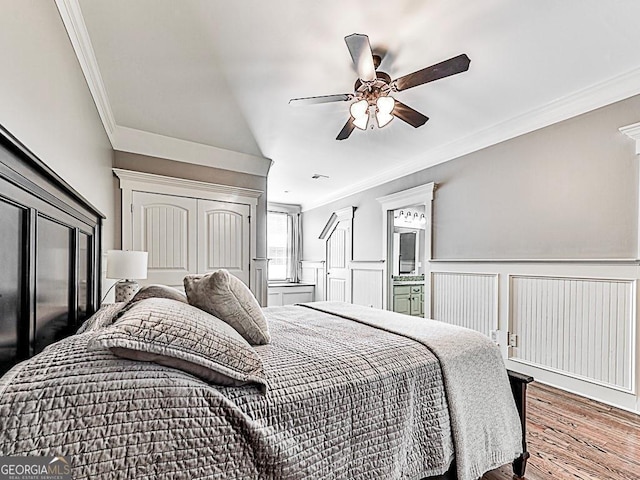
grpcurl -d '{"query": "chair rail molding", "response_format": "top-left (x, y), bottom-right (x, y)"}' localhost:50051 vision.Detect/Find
top-left (377, 183), bottom-right (435, 311)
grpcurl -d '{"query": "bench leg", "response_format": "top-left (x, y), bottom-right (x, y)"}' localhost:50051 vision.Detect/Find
top-left (507, 370), bottom-right (534, 478)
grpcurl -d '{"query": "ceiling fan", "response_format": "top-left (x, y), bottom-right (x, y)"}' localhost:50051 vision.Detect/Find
top-left (289, 34), bottom-right (470, 140)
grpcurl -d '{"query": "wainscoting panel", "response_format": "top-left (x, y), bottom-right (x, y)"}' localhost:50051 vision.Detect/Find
top-left (252, 258), bottom-right (268, 307)
top-left (510, 275), bottom-right (636, 392)
top-left (300, 261), bottom-right (326, 301)
top-left (327, 278), bottom-right (346, 302)
top-left (351, 261), bottom-right (385, 309)
top-left (430, 272), bottom-right (498, 337)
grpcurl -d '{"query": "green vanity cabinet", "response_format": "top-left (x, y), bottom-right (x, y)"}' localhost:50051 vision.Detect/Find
top-left (393, 284), bottom-right (424, 317)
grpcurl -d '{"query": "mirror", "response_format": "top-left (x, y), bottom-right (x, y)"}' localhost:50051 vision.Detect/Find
top-left (399, 232), bottom-right (416, 273)
top-left (391, 205), bottom-right (425, 276)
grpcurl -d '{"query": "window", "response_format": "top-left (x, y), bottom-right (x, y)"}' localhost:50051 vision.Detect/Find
top-left (267, 204), bottom-right (301, 282)
top-left (267, 211), bottom-right (290, 281)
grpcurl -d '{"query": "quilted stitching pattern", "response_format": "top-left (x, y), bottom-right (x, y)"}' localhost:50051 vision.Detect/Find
top-left (184, 270), bottom-right (271, 345)
top-left (88, 298), bottom-right (266, 387)
top-left (76, 303), bottom-right (128, 334)
top-left (0, 305), bottom-right (453, 479)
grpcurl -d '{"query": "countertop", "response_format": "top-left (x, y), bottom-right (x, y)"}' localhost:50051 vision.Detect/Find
top-left (392, 276), bottom-right (425, 286)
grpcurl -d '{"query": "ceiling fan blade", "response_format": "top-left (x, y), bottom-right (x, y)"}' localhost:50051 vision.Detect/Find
top-left (344, 33), bottom-right (376, 82)
top-left (392, 101), bottom-right (429, 128)
top-left (336, 117), bottom-right (356, 140)
top-left (393, 54), bottom-right (470, 92)
top-left (289, 93), bottom-right (353, 106)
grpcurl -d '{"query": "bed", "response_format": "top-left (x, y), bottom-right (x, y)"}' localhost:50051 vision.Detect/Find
top-left (0, 125), bottom-right (532, 480)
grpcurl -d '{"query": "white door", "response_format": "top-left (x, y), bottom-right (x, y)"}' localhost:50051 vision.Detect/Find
top-left (132, 191), bottom-right (197, 288)
top-left (326, 220), bottom-right (352, 302)
top-left (198, 199), bottom-right (251, 286)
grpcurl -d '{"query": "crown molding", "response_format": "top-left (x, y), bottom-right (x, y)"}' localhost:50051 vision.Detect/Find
top-left (112, 126), bottom-right (272, 177)
top-left (55, 0), bottom-right (116, 145)
top-left (56, 0), bottom-right (272, 178)
top-left (302, 66), bottom-right (640, 212)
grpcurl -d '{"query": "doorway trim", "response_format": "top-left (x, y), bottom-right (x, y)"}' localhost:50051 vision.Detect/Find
top-left (376, 183), bottom-right (435, 313)
top-left (319, 206), bottom-right (355, 240)
top-left (320, 206), bottom-right (355, 302)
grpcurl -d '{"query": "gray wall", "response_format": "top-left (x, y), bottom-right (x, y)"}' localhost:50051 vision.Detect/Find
top-left (114, 151), bottom-right (268, 258)
top-left (303, 95), bottom-right (640, 261)
top-left (0, 1), bottom-right (115, 253)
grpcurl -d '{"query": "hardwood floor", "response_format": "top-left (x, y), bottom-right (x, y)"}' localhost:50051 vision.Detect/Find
top-left (482, 382), bottom-right (640, 480)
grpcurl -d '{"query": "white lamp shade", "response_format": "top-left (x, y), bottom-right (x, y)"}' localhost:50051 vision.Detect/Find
top-left (106, 250), bottom-right (148, 280)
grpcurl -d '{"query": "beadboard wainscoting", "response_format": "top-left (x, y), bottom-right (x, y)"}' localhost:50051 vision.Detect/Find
top-left (428, 261), bottom-right (640, 413)
top-left (300, 260), bottom-right (385, 308)
top-left (253, 258), bottom-right (268, 307)
top-left (300, 260), bottom-right (326, 302)
top-left (430, 272), bottom-right (498, 338)
top-left (350, 261), bottom-right (385, 309)
top-left (510, 275), bottom-right (635, 393)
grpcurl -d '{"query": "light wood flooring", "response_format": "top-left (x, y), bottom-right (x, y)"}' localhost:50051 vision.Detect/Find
top-left (482, 383), bottom-right (640, 480)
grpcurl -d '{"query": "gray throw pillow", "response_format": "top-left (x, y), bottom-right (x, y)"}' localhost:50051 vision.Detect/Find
top-left (130, 284), bottom-right (188, 304)
top-left (77, 302), bottom-right (128, 333)
top-left (88, 298), bottom-right (267, 389)
top-left (184, 270), bottom-right (270, 345)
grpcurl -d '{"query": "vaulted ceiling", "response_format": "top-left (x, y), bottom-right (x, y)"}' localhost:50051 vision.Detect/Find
top-left (67, 0), bottom-right (640, 210)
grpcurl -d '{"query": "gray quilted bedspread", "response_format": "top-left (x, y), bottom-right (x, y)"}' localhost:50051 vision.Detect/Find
top-left (0, 305), bottom-right (456, 479)
top-left (302, 302), bottom-right (523, 480)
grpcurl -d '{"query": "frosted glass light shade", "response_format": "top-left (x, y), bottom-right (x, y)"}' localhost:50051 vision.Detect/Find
top-left (106, 250), bottom-right (148, 280)
top-left (376, 96), bottom-right (395, 114)
top-left (353, 114), bottom-right (369, 130)
top-left (376, 96), bottom-right (395, 128)
top-left (376, 112), bottom-right (393, 128)
top-left (350, 99), bottom-right (369, 119)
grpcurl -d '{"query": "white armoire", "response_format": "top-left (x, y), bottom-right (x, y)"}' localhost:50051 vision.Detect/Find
top-left (114, 169), bottom-right (267, 305)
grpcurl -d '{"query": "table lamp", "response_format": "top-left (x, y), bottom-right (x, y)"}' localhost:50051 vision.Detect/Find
top-left (106, 250), bottom-right (148, 302)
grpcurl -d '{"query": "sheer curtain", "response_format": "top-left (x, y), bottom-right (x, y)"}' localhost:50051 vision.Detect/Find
top-left (268, 203), bottom-right (302, 283)
top-left (288, 213), bottom-right (301, 282)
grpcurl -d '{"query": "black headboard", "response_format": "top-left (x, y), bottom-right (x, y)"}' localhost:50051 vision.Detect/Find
top-left (0, 124), bottom-right (104, 375)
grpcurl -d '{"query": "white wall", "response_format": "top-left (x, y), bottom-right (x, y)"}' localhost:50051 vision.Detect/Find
top-left (0, 1), bottom-right (115, 277)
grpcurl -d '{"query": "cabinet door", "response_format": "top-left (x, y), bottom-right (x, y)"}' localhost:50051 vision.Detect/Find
top-left (394, 294), bottom-right (411, 315)
top-left (198, 199), bottom-right (250, 286)
top-left (410, 293), bottom-right (422, 316)
top-left (132, 191), bottom-right (197, 288)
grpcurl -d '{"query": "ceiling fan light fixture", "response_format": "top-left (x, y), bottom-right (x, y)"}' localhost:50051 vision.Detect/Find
top-left (375, 96), bottom-right (395, 128)
top-left (350, 99), bottom-right (369, 119)
top-left (353, 114), bottom-right (369, 130)
top-left (376, 111), bottom-right (394, 128)
top-left (376, 96), bottom-right (395, 114)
